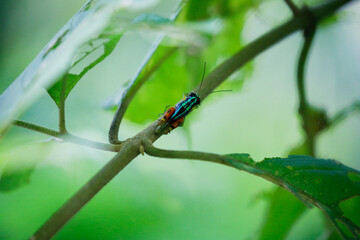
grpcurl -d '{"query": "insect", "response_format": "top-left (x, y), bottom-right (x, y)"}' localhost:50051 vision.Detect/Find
top-left (157, 92), bottom-right (201, 134)
top-left (156, 63), bottom-right (230, 134)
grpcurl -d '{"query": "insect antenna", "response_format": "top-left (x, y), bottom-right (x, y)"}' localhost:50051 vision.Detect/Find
top-left (197, 62), bottom-right (232, 96)
top-left (209, 90), bottom-right (232, 94)
top-left (198, 62), bottom-right (206, 92)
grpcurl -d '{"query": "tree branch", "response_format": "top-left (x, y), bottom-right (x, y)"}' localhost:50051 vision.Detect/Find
top-left (108, 47), bottom-right (178, 144)
top-left (13, 120), bottom-right (120, 152)
top-left (31, 140), bottom-right (138, 240)
top-left (30, 0), bottom-right (353, 238)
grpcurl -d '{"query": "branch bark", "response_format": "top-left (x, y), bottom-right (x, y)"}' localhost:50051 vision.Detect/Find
top-left (30, 0), bottom-right (354, 239)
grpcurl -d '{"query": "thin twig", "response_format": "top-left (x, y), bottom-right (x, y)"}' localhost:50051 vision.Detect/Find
top-left (284, 0), bottom-right (300, 15)
top-left (13, 120), bottom-right (121, 152)
top-left (142, 142), bottom-right (311, 208)
top-left (59, 75), bottom-right (67, 133)
top-left (329, 101), bottom-right (360, 128)
top-left (108, 47), bottom-right (178, 144)
top-left (296, 8), bottom-right (317, 156)
top-left (142, 140), bottom-right (231, 166)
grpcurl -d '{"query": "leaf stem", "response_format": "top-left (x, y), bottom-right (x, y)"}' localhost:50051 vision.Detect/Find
top-left (296, 7), bottom-right (317, 156)
top-left (329, 101), bottom-right (360, 128)
top-left (142, 141), bottom-right (311, 207)
top-left (108, 47), bottom-right (178, 144)
top-left (142, 140), bottom-right (231, 166)
top-left (59, 75), bottom-right (67, 134)
top-left (13, 120), bottom-right (120, 152)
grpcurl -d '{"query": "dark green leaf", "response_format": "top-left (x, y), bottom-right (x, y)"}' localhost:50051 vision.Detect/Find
top-left (0, 143), bottom-right (49, 192)
top-left (0, 166), bottom-right (34, 192)
top-left (259, 187), bottom-right (307, 240)
top-left (223, 154), bottom-right (360, 239)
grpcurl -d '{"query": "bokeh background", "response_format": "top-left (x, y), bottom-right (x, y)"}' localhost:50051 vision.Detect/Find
top-left (0, 0), bottom-right (359, 239)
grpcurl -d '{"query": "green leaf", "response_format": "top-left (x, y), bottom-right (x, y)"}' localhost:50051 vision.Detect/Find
top-left (340, 196), bottom-right (360, 230)
top-left (223, 154), bottom-right (360, 239)
top-left (0, 143), bottom-right (50, 192)
top-left (0, 0), bottom-right (160, 135)
top-left (47, 34), bottom-right (122, 108)
top-left (47, 11), bottom-right (194, 109)
top-left (259, 187), bottom-right (307, 240)
top-left (104, 0), bottom-right (258, 125)
top-left (103, 46), bottom-right (191, 124)
top-left (0, 166), bottom-right (34, 192)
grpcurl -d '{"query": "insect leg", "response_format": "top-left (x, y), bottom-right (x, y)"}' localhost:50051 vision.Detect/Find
top-left (157, 107), bottom-right (175, 126)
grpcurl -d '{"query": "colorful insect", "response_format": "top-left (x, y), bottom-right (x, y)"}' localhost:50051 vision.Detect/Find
top-left (157, 62), bottom-right (230, 134)
top-left (157, 92), bottom-right (201, 134)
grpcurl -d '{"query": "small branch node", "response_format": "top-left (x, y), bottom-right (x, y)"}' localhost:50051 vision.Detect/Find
top-left (139, 144), bottom-right (145, 156)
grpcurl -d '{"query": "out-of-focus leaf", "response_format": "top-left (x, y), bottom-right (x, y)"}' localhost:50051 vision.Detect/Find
top-left (0, 143), bottom-right (50, 192)
top-left (319, 12), bottom-right (347, 27)
top-left (0, 166), bottom-right (34, 192)
top-left (102, 7), bottom-right (216, 125)
top-left (0, 0), bottom-right (161, 135)
top-left (340, 196), bottom-right (360, 231)
top-left (103, 0), bottom-right (259, 125)
top-left (258, 136), bottom-right (314, 240)
top-left (185, 0), bottom-right (258, 92)
top-left (104, 46), bottom-right (190, 124)
top-left (223, 154), bottom-right (360, 239)
top-left (184, 0), bottom-right (214, 21)
top-left (48, 10), bottom-right (200, 109)
top-left (47, 33), bottom-right (122, 108)
top-left (259, 187), bottom-right (307, 240)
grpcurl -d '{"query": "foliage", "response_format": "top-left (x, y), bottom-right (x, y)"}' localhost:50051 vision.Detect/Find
top-left (0, 0), bottom-right (359, 239)
top-left (224, 154), bottom-right (360, 239)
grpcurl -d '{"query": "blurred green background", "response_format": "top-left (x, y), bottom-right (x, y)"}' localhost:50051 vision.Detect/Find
top-left (0, 0), bottom-right (359, 239)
